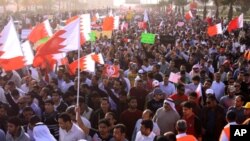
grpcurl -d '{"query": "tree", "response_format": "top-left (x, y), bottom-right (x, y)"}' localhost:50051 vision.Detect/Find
top-left (174, 0), bottom-right (188, 16)
top-left (221, 0), bottom-right (236, 21)
top-left (237, 0), bottom-right (250, 14)
top-left (21, 0), bottom-right (33, 11)
top-left (0, 0), bottom-right (8, 13)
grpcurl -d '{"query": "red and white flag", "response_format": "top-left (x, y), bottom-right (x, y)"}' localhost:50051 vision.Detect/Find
top-left (114, 16), bottom-right (120, 30)
top-left (80, 14), bottom-right (91, 43)
top-left (0, 19), bottom-right (25, 71)
top-left (207, 23), bottom-right (223, 37)
top-left (68, 53), bottom-right (96, 75)
top-left (90, 53), bottom-right (104, 65)
top-left (102, 16), bottom-right (114, 31)
top-left (102, 64), bottom-right (120, 78)
top-left (36, 18), bottom-right (80, 56)
top-left (185, 11), bottom-right (193, 21)
top-left (195, 83), bottom-right (202, 98)
top-left (138, 22), bottom-right (147, 29)
top-left (28, 19), bottom-right (52, 43)
top-left (228, 13), bottom-right (243, 32)
top-left (21, 41), bottom-right (34, 65)
top-left (159, 21), bottom-right (164, 29)
top-left (144, 10), bottom-right (149, 22)
top-left (120, 21), bottom-right (128, 32)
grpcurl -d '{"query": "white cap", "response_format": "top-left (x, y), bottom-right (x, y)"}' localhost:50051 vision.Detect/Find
top-left (205, 89), bottom-right (214, 94)
top-left (152, 80), bottom-right (160, 87)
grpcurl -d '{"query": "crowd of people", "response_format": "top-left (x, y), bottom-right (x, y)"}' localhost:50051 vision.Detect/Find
top-left (0, 5), bottom-right (250, 141)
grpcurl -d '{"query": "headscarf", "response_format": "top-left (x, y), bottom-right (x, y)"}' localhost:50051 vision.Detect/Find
top-left (164, 98), bottom-right (177, 112)
top-left (33, 123), bottom-right (56, 141)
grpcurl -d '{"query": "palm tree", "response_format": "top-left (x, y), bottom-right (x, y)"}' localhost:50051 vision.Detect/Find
top-left (237, 0), bottom-right (250, 14)
top-left (203, 0), bottom-right (209, 19)
top-left (174, 0), bottom-right (188, 16)
top-left (0, 0), bottom-right (8, 13)
top-left (21, 0), bottom-right (33, 11)
top-left (213, 0), bottom-right (220, 18)
top-left (221, 0), bottom-right (236, 21)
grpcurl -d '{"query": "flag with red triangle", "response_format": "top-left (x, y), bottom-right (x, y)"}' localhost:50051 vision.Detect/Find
top-left (195, 83), bottom-right (202, 98)
top-left (0, 19), bottom-right (25, 71)
top-left (36, 18), bottom-right (80, 56)
top-left (28, 19), bottom-right (52, 43)
top-left (228, 14), bottom-right (243, 32)
top-left (68, 53), bottom-right (96, 75)
top-left (207, 23), bottom-right (223, 37)
top-left (185, 11), bottom-right (193, 21)
top-left (102, 16), bottom-right (114, 31)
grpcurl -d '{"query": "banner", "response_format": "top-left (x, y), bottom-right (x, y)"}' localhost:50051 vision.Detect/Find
top-left (141, 33), bottom-right (155, 44)
top-left (102, 64), bottom-right (120, 78)
top-left (92, 30), bottom-right (112, 39)
top-left (160, 35), bottom-right (175, 45)
top-left (89, 32), bottom-right (96, 42)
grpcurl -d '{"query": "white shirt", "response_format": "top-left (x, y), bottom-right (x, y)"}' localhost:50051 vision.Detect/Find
top-left (59, 123), bottom-right (85, 141)
top-left (211, 81), bottom-right (225, 101)
top-left (20, 83), bottom-right (29, 93)
top-left (80, 116), bottom-right (91, 128)
top-left (60, 81), bottom-right (74, 93)
top-left (0, 86), bottom-right (7, 104)
top-left (135, 131), bottom-right (156, 141)
top-left (159, 82), bottom-right (176, 97)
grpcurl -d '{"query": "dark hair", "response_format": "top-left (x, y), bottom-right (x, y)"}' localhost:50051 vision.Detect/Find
top-left (154, 135), bottom-right (169, 141)
top-left (176, 120), bottom-right (187, 133)
top-left (226, 110), bottom-right (237, 122)
top-left (182, 101), bottom-right (193, 109)
top-left (98, 118), bottom-right (110, 127)
top-left (141, 120), bottom-right (153, 131)
top-left (176, 84), bottom-right (185, 90)
top-left (52, 89), bottom-right (63, 96)
top-left (8, 116), bottom-right (22, 127)
top-left (236, 95), bottom-right (245, 103)
top-left (26, 92), bottom-right (34, 99)
top-left (114, 124), bottom-right (126, 134)
top-left (29, 115), bottom-right (41, 125)
top-left (189, 92), bottom-right (198, 98)
top-left (164, 131), bottom-right (176, 141)
top-left (205, 79), bottom-right (212, 84)
top-left (100, 97), bottom-right (109, 103)
top-left (23, 106), bottom-right (35, 114)
top-left (106, 112), bottom-right (117, 121)
top-left (192, 75), bottom-right (200, 81)
top-left (11, 89), bottom-right (19, 96)
top-left (7, 81), bottom-right (15, 86)
top-left (58, 112), bottom-right (71, 122)
top-left (207, 94), bottom-right (217, 102)
top-left (44, 99), bottom-right (54, 105)
top-left (128, 96), bottom-right (137, 103)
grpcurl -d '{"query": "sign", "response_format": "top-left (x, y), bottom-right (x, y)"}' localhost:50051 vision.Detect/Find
top-left (89, 32), bottom-right (96, 42)
top-left (141, 33), bottom-right (155, 44)
top-left (102, 64), bottom-right (120, 78)
top-left (92, 30), bottom-right (112, 39)
top-left (21, 29), bottom-right (32, 40)
top-left (168, 72), bottom-right (181, 84)
top-left (160, 35), bottom-right (176, 45)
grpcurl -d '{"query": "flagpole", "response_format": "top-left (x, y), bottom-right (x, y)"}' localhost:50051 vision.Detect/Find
top-left (76, 18), bottom-right (81, 120)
